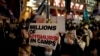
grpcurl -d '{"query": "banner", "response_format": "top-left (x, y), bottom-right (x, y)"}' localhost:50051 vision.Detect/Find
top-left (51, 16), bottom-right (66, 33)
top-left (28, 23), bottom-right (58, 50)
top-left (57, 16), bottom-right (66, 33)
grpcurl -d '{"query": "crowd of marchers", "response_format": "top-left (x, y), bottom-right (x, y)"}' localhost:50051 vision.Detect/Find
top-left (0, 19), bottom-right (100, 56)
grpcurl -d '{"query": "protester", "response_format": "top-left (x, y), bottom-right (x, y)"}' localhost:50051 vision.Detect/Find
top-left (18, 44), bottom-right (34, 56)
top-left (60, 25), bottom-right (82, 56)
top-left (96, 31), bottom-right (100, 56)
top-left (82, 23), bottom-right (93, 56)
top-left (0, 17), bottom-right (100, 56)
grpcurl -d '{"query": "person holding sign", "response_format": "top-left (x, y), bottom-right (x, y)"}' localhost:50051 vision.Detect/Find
top-left (28, 23), bottom-right (60, 56)
top-left (60, 25), bottom-right (83, 56)
top-left (18, 25), bottom-right (35, 56)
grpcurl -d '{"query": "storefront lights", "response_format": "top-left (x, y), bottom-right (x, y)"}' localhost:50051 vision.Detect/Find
top-left (32, 7), bottom-right (38, 10)
top-left (79, 4), bottom-right (83, 10)
top-left (71, 2), bottom-right (74, 8)
top-left (57, 13), bottom-right (60, 16)
top-left (27, 2), bottom-right (34, 7)
top-left (53, 0), bottom-right (65, 7)
top-left (53, 0), bottom-right (60, 6)
top-left (75, 3), bottom-right (79, 9)
top-left (30, 0), bottom-right (36, 3)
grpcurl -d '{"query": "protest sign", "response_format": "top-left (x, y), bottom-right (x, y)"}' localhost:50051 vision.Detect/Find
top-left (28, 23), bottom-right (58, 50)
top-left (57, 16), bottom-right (65, 33)
top-left (50, 16), bottom-right (66, 33)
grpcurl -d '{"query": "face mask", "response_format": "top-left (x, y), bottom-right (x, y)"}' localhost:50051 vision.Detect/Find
top-left (45, 50), bottom-right (52, 56)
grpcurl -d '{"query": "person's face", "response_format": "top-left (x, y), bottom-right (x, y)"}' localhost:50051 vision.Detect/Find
top-left (84, 24), bottom-right (89, 29)
top-left (21, 29), bottom-right (29, 38)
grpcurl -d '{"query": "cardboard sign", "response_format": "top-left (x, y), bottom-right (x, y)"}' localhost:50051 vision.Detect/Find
top-left (28, 23), bottom-right (58, 50)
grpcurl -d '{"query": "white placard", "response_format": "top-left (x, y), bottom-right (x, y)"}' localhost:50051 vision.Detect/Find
top-left (28, 23), bottom-right (58, 50)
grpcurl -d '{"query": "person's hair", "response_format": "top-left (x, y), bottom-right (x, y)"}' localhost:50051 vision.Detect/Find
top-left (68, 25), bottom-right (76, 30)
top-left (83, 23), bottom-right (89, 26)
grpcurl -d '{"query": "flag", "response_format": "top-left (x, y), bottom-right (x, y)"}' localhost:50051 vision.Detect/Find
top-left (83, 9), bottom-right (89, 23)
top-left (83, 9), bottom-right (88, 18)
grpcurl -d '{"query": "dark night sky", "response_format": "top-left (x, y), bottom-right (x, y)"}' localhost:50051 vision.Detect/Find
top-left (0, 0), bottom-right (20, 18)
top-left (5, 0), bottom-right (20, 18)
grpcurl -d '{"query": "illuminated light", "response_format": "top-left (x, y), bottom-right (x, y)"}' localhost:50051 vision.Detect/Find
top-left (32, 7), bottom-right (38, 10)
top-left (30, 0), bottom-right (33, 2)
top-left (79, 5), bottom-right (83, 10)
top-left (26, 7), bottom-right (30, 11)
top-left (75, 3), bottom-right (79, 9)
top-left (75, 3), bottom-right (79, 7)
top-left (29, 0), bottom-right (36, 3)
top-left (57, 3), bottom-right (60, 7)
top-left (61, 14), bottom-right (64, 16)
top-left (48, 1), bottom-right (50, 5)
top-left (62, 1), bottom-right (65, 7)
top-left (70, 12), bottom-right (72, 15)
top-left (27, 2), bottom-right (34, 7)
top-left (54, 0), bottom-right (60, 6)
top-left (71, 2), bottom-right (74, 8)
top-left (53, 0), bottom-right (65, 7)
top-left (59, 0), bottom-right (65, 7)
top-left (27, 0), bottom-right (37, 7)
top-left (74, 15), bottom-right (79, 19)
top-left (24, 11), bottom-right (30, 20)
top-left (38, 3), bottom-right (42, 5)
top-left (61, 3), bottom-right (64, 7)
top-left (57, 14), bottom-right (61, 16)
top-left (60, 1), bottom-right (65, 7)
top-left (79, 17), bottom-right (83, 20)
top-left (53, 2), bottom-right (56, 6)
